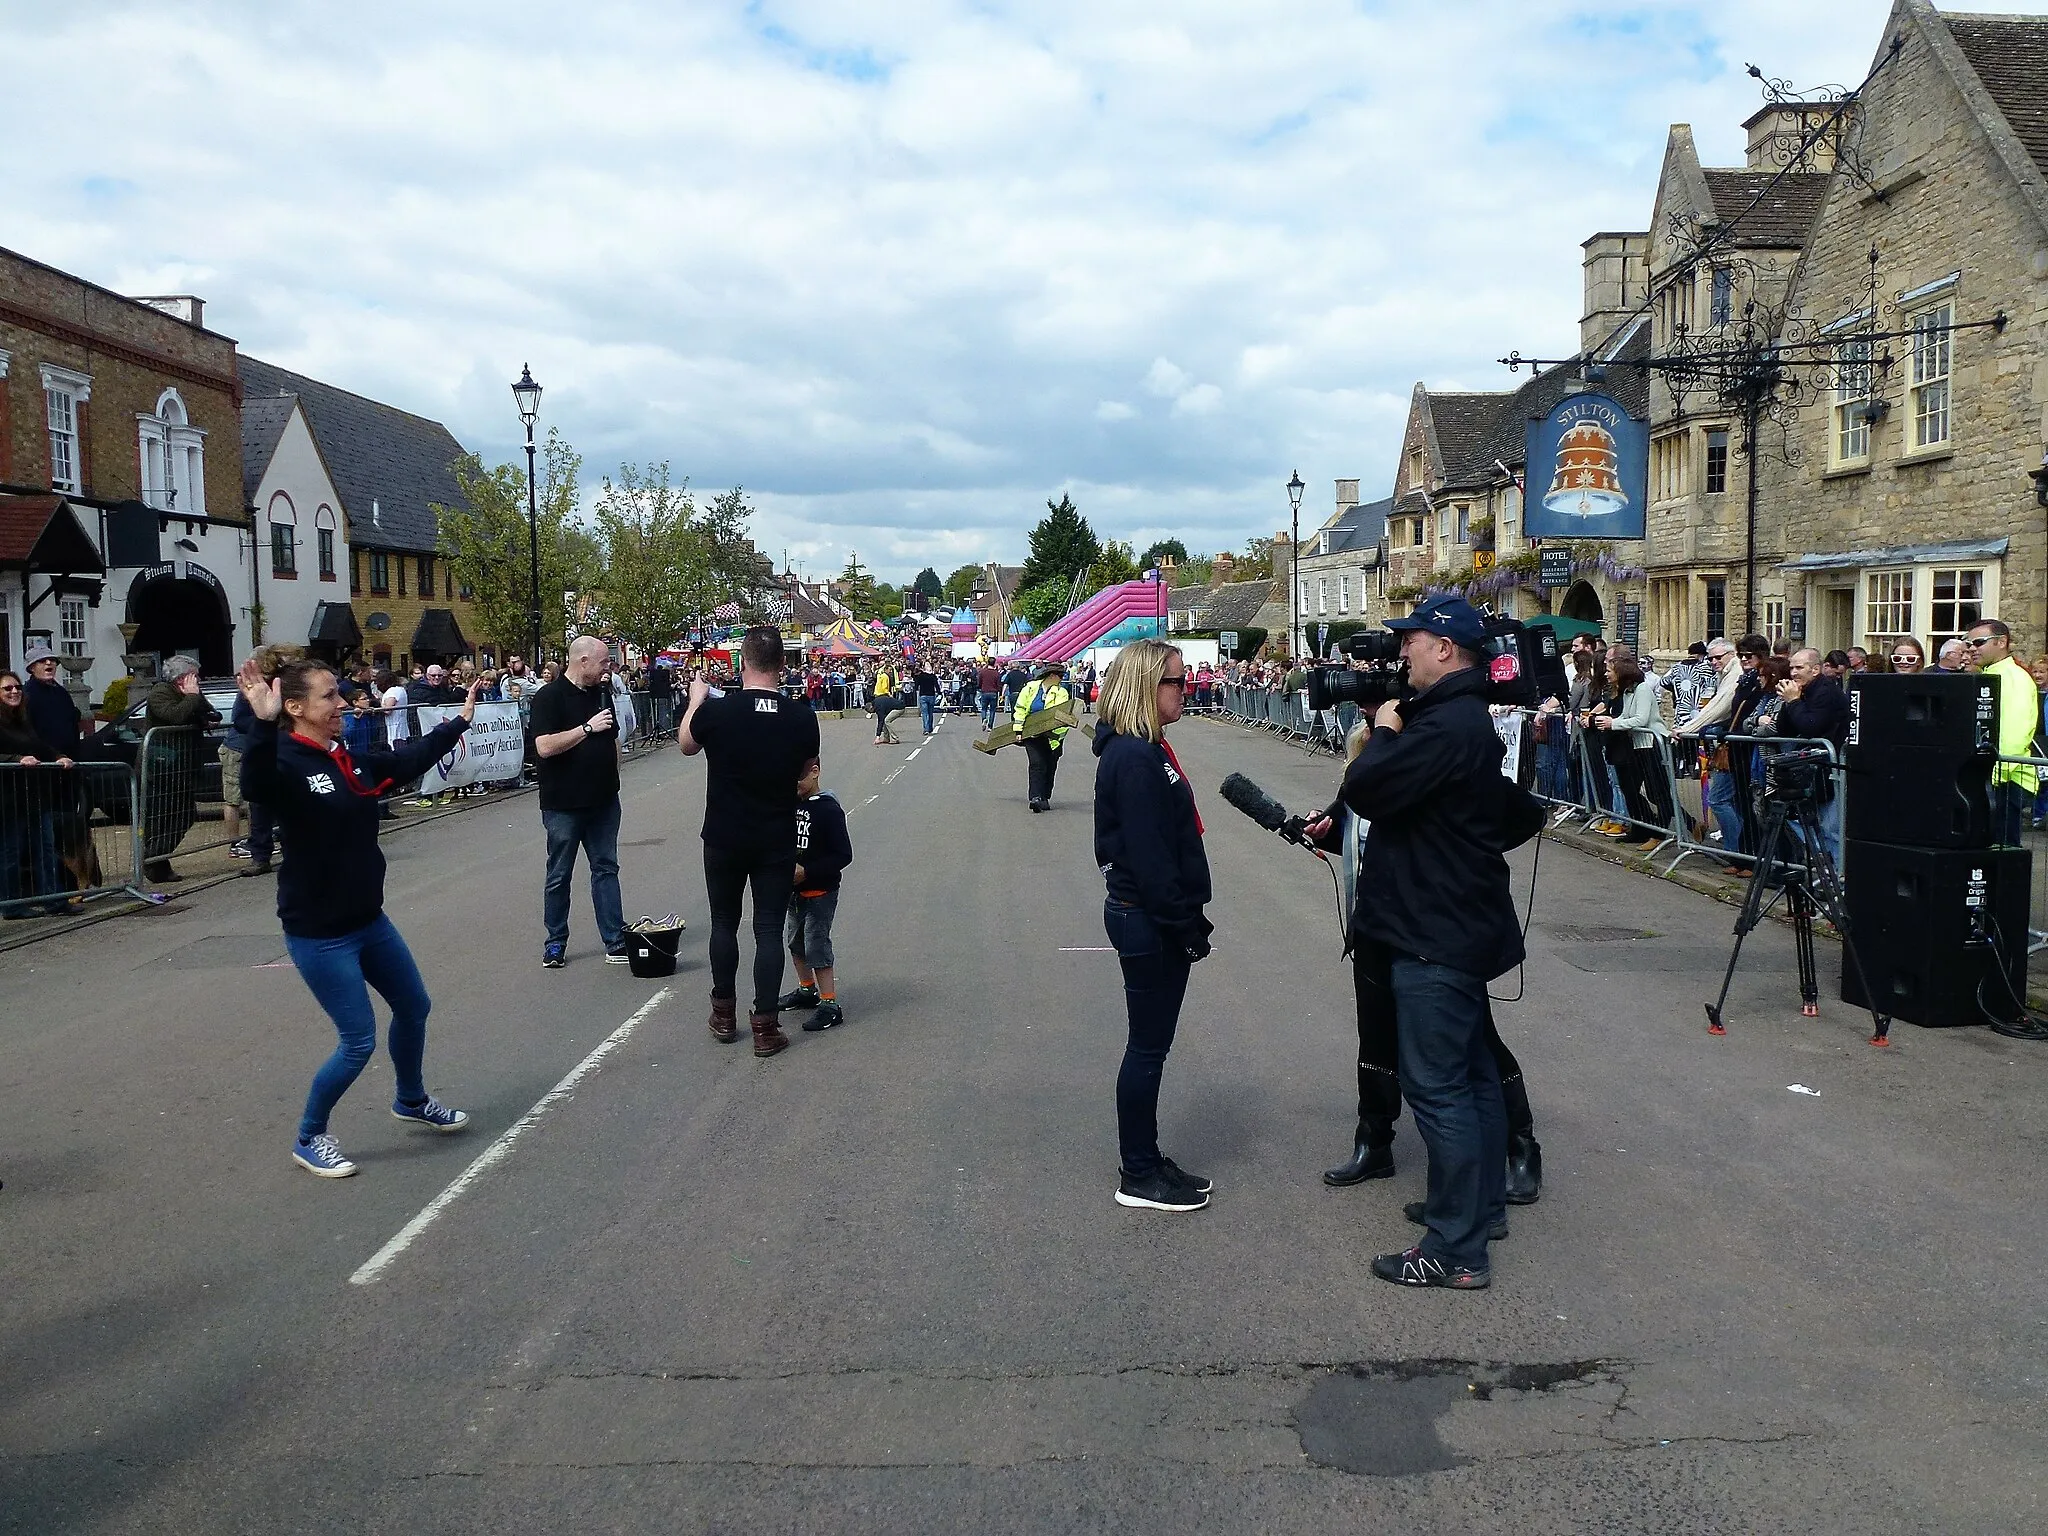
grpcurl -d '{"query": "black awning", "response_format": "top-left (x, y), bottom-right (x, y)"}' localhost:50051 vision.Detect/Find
top-left (309, 600), bottom-right (363, 648)
top-left (410, 607), bottom-right (469, 658)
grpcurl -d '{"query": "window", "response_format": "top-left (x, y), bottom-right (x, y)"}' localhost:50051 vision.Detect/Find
top-left (1406, 449), bottom-right (1426, 491)
top-left (1455, 504), bottom-right (1470, 545)
top-left (1705, 429), bottom-right (1729, 493)
top-left (1652, 432), bottom-right (1690, 502)
top-left (350, 549), bottom-right (362, 594)
top-left (418, 555), bottom-right (435, 594)
top-left (1409, 518), bottom-right (1424, 549)
top-left (369, 552), bottom-right (390, 594)
top-left (138, 388), bottom-right (206, 514)
top-left (1865, 570), bottom-right (1913, 639)
top-left (1764, 600), bottom-right (1786, 645)
top-left (268, 494), bottom-right (297, 577)
top-left (1704, 578), bottom-right (1727, 642)
top-left (315, 507), bottom-right (337, 581)
top-left (1909, 303), bottom-right (1952, 450)
top-left (1832, 341), bottom-right (1873, 466)
top-left (443, 565), bottom-right (453, 600)
top-left (59, 596), bottom-right (87, 658)
top-left (41, 365), bottom-right (90, 493)
top-left (1339, 574), bottom-right (1351, 614)
top-left (1298, 578), bottom-right (1309, 616)
top-left (1317, 577), bottom-right (1328, 615)
top-left (458, 578), bottom-right (474, 601)
top-left (1710, 266), bottom-right (1734, 326)
top-left (1650, 576), bottom-right (1689, 651)
top-left (1929, 567), bottom-right (1985, 643)
top-left (372, 645), bottom-right (392, 670)
top-left (398, 556), bottom-right (407, 596)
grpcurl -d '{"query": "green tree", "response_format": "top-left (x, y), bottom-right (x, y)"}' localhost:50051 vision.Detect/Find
top-left (838, 553), bottom-right (879, 620)
top-left (1012, 579), bottom-right (1071, 633)
top-left (913, 566), bottom-right (943, 600)
top-left (590, 461), bottom-right (698, 661)
top-left (875, 582), bottom-right (904, 618)
top-left (1172, 554), bottom-right (1215, 587)
top-left (1085, 539), bottom-right (1140, 595)
top-left (437, 427), bottom-right (593, 658)
top-left (689, 486), bottom-right (765, 618)
top-left (1236, 537), bottom-right (1275, 581)
top-left (942, 563), bottom-right (982, 606)
top-left (1140, 538), bottom-right (1188, 569)
top-left (1020, 493), bottom-right (1100, 594)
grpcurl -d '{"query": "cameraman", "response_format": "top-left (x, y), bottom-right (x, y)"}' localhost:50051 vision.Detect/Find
top-left (1314, 595), bottom-right (1541, 1291)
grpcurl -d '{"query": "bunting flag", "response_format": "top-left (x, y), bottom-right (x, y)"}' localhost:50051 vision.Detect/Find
top-left (712, 600), bottom-right (744, 622)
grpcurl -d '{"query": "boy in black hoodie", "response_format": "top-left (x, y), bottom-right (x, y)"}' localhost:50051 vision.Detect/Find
top-left (778, 758), bottom-right (853, 1031)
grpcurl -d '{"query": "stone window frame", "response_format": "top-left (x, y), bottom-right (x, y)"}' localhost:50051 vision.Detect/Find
top-left (40, 364), bottom-right (91, 494)
top-left (1339, 573), bottom-right (1351, 614)
top-left (1317, 575), bottom-right (1327, 616)
top-left (138, 387), bottom-right (207, 516)
top-left (1928, 564), bottom-right (1993, 646)
top-left (1900, 274), bottom-right (1961, 457)
top-left (1704, 428), bottom-right (1730, 493)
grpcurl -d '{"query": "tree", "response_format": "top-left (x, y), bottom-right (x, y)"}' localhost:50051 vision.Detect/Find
top-left (875, 582), bottom-right (904, 618)
top-left (591, 461), bottom-right (699, 661)
top-left (1020, 493), bottom-right (1100, 594)
top-left (1172, 554), bottom-right (1215, 587)
top-left (838, 553), bottom-right (879, 620)
top-left (437, 427), bottom-right (593, 658)
top-left (689, 486), bottom-right (765, 618)
top-left (1236, 536), bottom-right (1276, 581)
top-left (1140, 538), bottom-right (1188, 569)
top-left (913, 566), bottom-right (943, 600)
top-left (1085, 539), bottom-right (1139, 595)
top-left (942, 563), bottom-right (982, 606)
top-left (1012, 580), bottom-right (1071, 633)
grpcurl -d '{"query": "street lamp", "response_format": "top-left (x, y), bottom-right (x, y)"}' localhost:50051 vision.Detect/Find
top-left (512, 364), bottom-right (543, 665)
top-left (1286, 469), bottom-right (1305, 659)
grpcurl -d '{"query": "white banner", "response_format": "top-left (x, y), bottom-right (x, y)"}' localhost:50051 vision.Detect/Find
top-left (1491, 709), bottom-right (1523, 782)
top-left (414, 702), bottom-right (526, 790)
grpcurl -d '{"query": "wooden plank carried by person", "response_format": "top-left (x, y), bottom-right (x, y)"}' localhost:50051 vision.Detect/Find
top-left (973, 700), bottom-right (1086, 753)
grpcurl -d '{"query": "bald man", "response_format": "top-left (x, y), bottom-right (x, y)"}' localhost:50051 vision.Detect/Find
top-left (531, 637), bottom-right (628, 967)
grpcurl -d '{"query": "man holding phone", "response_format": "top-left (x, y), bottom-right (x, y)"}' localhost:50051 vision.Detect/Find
top-left (530, 635), bottom-right (628, 969)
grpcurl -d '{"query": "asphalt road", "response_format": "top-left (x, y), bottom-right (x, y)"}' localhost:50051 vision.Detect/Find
top-left (3, 706), bottom-right (2045, 1533)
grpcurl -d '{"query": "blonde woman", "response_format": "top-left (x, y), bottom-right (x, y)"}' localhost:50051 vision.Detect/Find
top-left (1091, 639), bottom-right (1212, 1212)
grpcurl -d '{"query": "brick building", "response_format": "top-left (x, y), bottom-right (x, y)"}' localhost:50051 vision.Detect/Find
top-left (0, 246), bottom-right (253, 694)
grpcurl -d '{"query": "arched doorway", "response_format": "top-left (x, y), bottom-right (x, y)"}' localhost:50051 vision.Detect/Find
top-left (1560, 580), bottom-right (1605, 627)
top-left (128, 564), bottom-right (234, 676)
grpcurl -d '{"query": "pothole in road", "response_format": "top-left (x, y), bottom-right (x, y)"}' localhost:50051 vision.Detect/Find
top-left (1294, 1359), bottom-right (1623, 1476)
top-left (1543, 924), bottom-right (1660, 943)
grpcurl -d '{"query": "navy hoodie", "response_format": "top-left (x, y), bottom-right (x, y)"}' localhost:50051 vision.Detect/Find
top-left (241, 714), bottom-right (468, 937)
top-left (1092, 720), bottom-right (1212, 949)
top-left (793, 791), bottom-right (853, 892)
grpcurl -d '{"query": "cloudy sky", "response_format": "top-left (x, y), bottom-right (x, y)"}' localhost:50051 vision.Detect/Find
top-left (9, 0), bottom-right (2010, 584)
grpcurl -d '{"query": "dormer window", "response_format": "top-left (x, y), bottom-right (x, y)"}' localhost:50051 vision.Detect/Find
top-left (139, 387), bottom-right (206, 515)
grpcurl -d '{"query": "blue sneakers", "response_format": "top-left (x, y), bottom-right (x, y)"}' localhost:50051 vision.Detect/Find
top-left (392, 1096), bottom-right (470, 1133)
top-left (292, 1133), bottom-right (357, 1178)
top-left (542, 941), bottom-right (567, 969)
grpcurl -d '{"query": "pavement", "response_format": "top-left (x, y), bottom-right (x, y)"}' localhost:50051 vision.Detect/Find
top-left (3, 708), bottom-right (2045, 1534)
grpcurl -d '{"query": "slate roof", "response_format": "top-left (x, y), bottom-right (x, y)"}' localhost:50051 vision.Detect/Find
top-left (1701, 169), bottom-right (1830, 248)
top-left (237, 357), bottom-right (470, 554)
top-left (1946, 13), bottom-right (2048, 183)
top-left (1192, 579), bottom-right (1276, 630)
top-left (239, 393), bottom-right (297, 504)
top-left (1315, 495), bottom-right (1392, 556)
top-left (1429, 393), bottom-right (1508, 482)
top-left (1471, 320), bottom-right (1654, 480)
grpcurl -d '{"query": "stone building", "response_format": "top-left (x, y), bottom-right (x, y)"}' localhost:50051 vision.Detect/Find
top-left (0, 246), bottom-right (252, 695)
top-left (239, 357), bottom-right (482, 673)
top-left (1289, 480), bottom-right (1392, 644)
top-left (1755, 0), bottom-right (2048, 657)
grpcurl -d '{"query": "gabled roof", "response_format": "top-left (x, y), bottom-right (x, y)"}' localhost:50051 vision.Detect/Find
top-left (239, 393), bottom-right (297, 503)
top-left (1316, 495), bottom-right (1392, 555)
top-left (1195, 579), bottom-right (1275, 630)
top-left (1945, 11), bottom-right (2048, 184)
top-left (0, 493), bottom-right (104, 574)
top-left (1428, 392), bottom-right (1508, 483)
top-left (1700, 169), bottom-right (1831, 247)
top-left (237, 356), bottom-right (469, 554)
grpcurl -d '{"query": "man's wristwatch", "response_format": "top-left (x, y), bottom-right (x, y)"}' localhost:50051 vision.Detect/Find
top-left (582, 721), bottom-right (593, 736)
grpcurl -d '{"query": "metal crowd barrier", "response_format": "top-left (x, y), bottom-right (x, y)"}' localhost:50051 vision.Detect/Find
top-left (0, 760), bottom-right (146, 917)
top-left (138, 725), bottom-right (235, 865)
top-left (1985, 752), bottom-right (2048, 954)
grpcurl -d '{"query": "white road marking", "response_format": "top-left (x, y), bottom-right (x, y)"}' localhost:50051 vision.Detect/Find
top-left (1059, 946), bottom-right (1116, 952)
top-left (348, 987), bottom-right (673, 1286)
top-left (907, 748), bottom-right (921, 760)
top-left (866, 795), bottom-right (879, 804)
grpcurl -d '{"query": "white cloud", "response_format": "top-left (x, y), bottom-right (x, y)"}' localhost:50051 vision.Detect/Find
top-left (4, 0), bottom-right (2003, 582)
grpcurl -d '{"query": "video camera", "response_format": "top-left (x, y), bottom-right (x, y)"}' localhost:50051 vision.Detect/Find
top-left (1762, 745), bottom-right (1833, 805)
top-left (1305, 614), bottom-right (1566, 713)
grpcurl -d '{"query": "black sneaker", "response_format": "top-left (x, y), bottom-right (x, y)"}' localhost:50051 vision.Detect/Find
top-left (804, 1000), bottom-right (844, 1032)
top-left (604, 947), bottom-right (631, 964)
top-left (778, 985), bottom-right (820, 1011)
top-left (1370, 1244), bottom-right (1490, 1289)
top-left (1160, 1156), bottom-right (1213, 1194)
top-left (542, 942), bottom-right (567, 969)
top-left (1404, 1200), bottom-right (1507, 1241)
top-left (1115, 1168), bottom-right (1208, 1212)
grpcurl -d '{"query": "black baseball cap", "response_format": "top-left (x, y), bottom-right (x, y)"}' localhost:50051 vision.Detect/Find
top-left (1385, 594), bottom-right (1485, 650)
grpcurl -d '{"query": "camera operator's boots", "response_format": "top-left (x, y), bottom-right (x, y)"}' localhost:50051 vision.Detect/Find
top-left (750, 1010), bottom-right (790, 1058)
top-left (709, 995), bottom-right (740, 1044)
top-left (1501, 1073), bottom-right (1542, 1204)
top-left (1323, 1121), bottom-right (1395, 1186)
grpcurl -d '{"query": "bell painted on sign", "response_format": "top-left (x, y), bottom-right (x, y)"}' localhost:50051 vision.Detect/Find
top-left (1543, 419), bottom-right (1630, 521)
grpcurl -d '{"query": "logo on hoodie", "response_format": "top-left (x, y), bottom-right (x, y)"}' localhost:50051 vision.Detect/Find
top-left (307, 772), bottom-right (336, 795)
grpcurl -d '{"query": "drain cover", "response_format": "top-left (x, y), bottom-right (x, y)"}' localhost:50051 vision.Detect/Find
top-left (1546, 924), bottom-right (1658, 943)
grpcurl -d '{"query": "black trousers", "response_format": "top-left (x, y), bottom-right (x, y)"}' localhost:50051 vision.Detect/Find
top-left (1024, 735), bottom-right (1063, 803)
top-left (1350, 939), bottom-right (1533, 1145)
top-left (703, 843), bottom-right (796, 1015)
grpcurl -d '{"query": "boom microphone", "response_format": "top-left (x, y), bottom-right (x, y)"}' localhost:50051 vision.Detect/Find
top-left (1219, 772), bottom-right (1313, 847)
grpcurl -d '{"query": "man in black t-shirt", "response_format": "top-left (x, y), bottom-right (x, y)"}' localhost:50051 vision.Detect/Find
top-left (679, 625), bottom-right (821, 1057)
top-left (529, 636), bottom-right (628, 968)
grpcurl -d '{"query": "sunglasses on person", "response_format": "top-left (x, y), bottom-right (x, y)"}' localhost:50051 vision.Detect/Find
top-left (1965, 634), bottom-right (1999, 648)
top-left (1159, 674), bottom-right (1189, 690)
top-left (0, 683), bottom-right (20, 694)
top-left (1890, 652), bottom-right (1921, 665)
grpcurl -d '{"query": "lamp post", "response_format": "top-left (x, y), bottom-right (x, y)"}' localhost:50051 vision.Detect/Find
top-left (1286, 469), bottom-right (1305, 660)
top-left (512, 365), bottom-right (543, 665)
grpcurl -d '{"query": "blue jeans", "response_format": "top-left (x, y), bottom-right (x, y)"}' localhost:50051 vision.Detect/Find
top-left (1390, 955), bottom-right (1505, 1271)
top-left (286, 913), bottom-right (431, 1140)
top-left (543, 799), bottom-right (625, 950)
top-left (978, 691), bottom-right (999, 729)
top-left (918, 695), bottom-right (937, 734)
top-left (1536, 740), bottom-right (1570, 801)
top-left (1706, 767), bottom-right (1745, 857)
top-left (1103, 900), bottom-right (1193, 1177)
top-left (0, 808), bottom-right (62, 909)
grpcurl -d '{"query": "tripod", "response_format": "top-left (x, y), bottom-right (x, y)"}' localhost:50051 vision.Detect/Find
top-left (1704, 762), bottom-right (1892, 1046)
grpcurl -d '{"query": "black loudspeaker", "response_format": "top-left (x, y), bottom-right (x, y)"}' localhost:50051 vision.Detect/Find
top-left (1845, 673), bottom-right (1995, 848)
top-left (1840, 841), bottom-right (2029, 1027)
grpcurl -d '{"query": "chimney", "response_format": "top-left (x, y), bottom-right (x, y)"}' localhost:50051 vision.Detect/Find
top-left (1580, 232), bottom-right (1648, 353)
top-left (134, 295), bottom-right (206, 329)
top-left (1210, 551), bottom-right (1235, 587)
top-left (1335, 479), bottom-right (1359, 512)
top-left (1743, 104), bottom-right (1839, 173)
